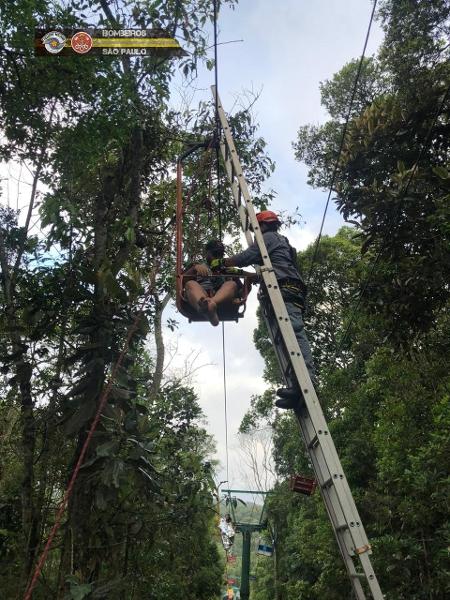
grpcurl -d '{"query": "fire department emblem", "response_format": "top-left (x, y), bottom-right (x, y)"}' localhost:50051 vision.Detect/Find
top-left (41, 31), bottom-right (66, 55)
top-left (71, 31), bottom-right (93, 54)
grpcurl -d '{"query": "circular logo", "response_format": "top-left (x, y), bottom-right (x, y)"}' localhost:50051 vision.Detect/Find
top-left (71, 31), bottom-right (93, 54)
top-left (42, 31), bottom-right (66, 55)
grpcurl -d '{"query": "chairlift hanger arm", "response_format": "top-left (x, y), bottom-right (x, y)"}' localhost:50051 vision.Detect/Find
top-left (177, 138), bottom-right (213, 163)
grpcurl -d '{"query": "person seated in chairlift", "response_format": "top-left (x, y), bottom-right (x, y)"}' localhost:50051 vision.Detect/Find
top-left (224, 513), bottom-right (235, 544)
top-left (183, 239), bottom-right (255, 327)
top-left (219, 513), bottom-right (235, 549)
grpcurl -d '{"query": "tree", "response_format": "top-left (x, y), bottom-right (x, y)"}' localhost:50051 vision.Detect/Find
top-left (250, 3), bottom-right (450, 598)
top-left (1, 1), bottom-right (278, 597)
top-left (294, 0), bottom-right (450, 343)
top-left (243, 227), bottom-right (450, 599)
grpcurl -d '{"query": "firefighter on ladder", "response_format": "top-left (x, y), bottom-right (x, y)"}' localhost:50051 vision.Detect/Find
top-left (210, 210), bottom-right (316, 409)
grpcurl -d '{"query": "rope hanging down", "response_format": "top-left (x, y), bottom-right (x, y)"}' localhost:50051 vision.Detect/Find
top-left (213, 0), bottom-right (230, 486)
top-left (306, 0), bottom-right (378, 284)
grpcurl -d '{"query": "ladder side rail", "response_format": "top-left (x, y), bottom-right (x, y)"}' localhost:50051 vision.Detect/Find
top-left (225, 159), bottom-right (384, 599)
top-left (262, 311), bottom-right (368, 600)
top-left (213, 86), bottom-right (384, 600)
top-left (213, 86), bottom-right (275, 273)
top-left (261, 301), bottom-right (375, 600)
top-left (216, 86), bottom-right (354, 492)
top-left (262, 300), bottom-right (361, 556)
top-left (260, 275), bottom-right (372, 553)
top-left (359, 553), bottom-right (384, 598)
top-left (217, 101), bottom-right (370, 550)
top-left (221, 142), bottom-right (254, 247)
top-left (264, 311), bottom-right (384, 600)
top-left (334, 539), bottom-right (367, 600)
top-left (216, 84), bottom-right (369, 551)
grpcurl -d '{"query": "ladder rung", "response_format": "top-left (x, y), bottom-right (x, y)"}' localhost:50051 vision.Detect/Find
top-left (321, 476), bottom-right (333, 488)
top-left (335, 523), bottom-right (349, 532)
top-left (308, 435), bottom-right (319, 449)
top-left (350, 572), bottom-right (366, 579)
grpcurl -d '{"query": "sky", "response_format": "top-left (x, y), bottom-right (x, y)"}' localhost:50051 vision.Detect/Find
top-left (162, 0), bottom-right (384, 491)
top-left (0, 0), bottom-right (385, 495)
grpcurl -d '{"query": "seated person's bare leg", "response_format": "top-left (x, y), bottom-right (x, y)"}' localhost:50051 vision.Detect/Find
top-left (184, 280), bottom-right (208, 308)
top-left (205, 281), bottom-right (238, 327)
top-left (184, 280), bottom-right (219, 326)
top-left (184, 280), bottom-right (238, 327)
top-left (201, 296), bottom-right (219, 327)
top-left (212, 280), bottom-right (238, 305)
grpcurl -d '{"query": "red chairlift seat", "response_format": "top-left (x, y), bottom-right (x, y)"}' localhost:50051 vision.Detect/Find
top-left (289, 474), bottom-right (317, 496)
top-left (176, 144), bottom-right (253, 323)
top-left (177, 273), bottom-right (252, 323)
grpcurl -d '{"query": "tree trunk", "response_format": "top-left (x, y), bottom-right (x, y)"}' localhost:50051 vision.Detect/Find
top-left (149, 293), bottom-right (170, 399)
top-left (66, 121), bottom-right (144, 585)
top-left (0, 227), bottom-right (38, 588)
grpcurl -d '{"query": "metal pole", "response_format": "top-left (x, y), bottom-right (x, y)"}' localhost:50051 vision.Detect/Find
top-left (240, 528), bottom-right (252, 600)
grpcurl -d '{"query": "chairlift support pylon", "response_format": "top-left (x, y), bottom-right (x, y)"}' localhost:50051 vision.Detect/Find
top-left (222, 489), bottom-right (269, 600)
top-left (212, 85), bottom-right (384, 600)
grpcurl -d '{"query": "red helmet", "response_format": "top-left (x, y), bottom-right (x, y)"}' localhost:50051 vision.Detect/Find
top-left (256, 210), bottom-right (281, 224)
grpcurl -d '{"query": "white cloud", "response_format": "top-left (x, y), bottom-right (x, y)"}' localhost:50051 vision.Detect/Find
top-left (283, 226), bottom-right (316, 252)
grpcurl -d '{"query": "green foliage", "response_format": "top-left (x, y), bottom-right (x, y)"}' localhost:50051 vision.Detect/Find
top-left (241, 41), bottom-right (450, 581)
top-left (244, 231), bottom-right (449, 598)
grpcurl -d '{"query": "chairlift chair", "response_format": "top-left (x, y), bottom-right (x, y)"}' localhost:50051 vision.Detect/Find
top-left (289, 474), bottom-right (317, 495)
top-left (175, 146), bottom-right (253, 323)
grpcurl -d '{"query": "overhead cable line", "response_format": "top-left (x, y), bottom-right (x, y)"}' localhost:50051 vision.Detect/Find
top-left (221, 323), bottom-right (230, 484)
top-left (306, 0), bottom-right (378, 284)
top-left (213, 0), bottom-right (230, 487)
top-left (213, 0), bottom-right (222, 238)
top-left (335, 83), bottom-right (450, 357)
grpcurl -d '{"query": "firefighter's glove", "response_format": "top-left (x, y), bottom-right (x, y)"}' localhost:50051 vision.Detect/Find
top-left (210, 258), bottom-right (224, 270)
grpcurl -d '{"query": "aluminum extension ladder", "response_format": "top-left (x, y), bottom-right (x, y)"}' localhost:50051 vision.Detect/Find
top-left (212, 86), bottom-right (384, 600)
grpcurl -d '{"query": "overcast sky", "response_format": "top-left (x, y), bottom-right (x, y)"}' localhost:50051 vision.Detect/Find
top-left (163, 0), bottom-right (384, 491)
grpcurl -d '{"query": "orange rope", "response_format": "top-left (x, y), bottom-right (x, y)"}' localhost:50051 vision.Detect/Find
top-left (23, 250), bottom-right (168, 599)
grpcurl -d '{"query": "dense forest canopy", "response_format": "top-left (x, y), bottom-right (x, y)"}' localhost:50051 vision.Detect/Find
top-left (0, 1), bottom-right (449, 599)
top-left (244, 1), bottom-right (450, 599)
